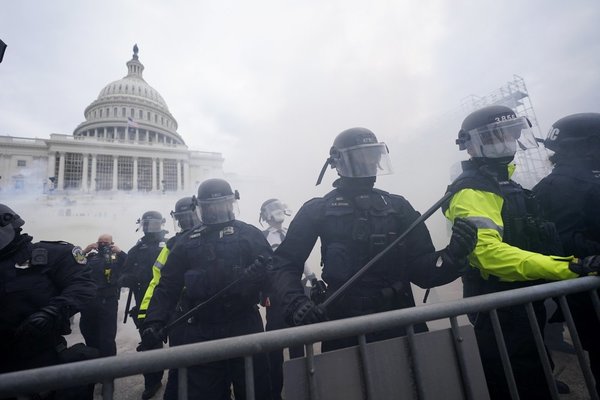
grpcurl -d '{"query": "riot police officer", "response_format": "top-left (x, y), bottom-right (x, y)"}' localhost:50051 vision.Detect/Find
top-left (444, 106), bottom-right (600, 399)
top-left (120, 210), bottom-right (167, 399)
top-left (533, 112), bottom-right (600, 395)
top-left (0, 203), bottom-right (96, 397)
top-left (137, 197), bottom-right (200, 324)
top-left (269, 127), bottom-right (478, 352)
top-left (79, 234), bottom-right (127, 358)
top-left (142, 179), bottom-right (273, 400)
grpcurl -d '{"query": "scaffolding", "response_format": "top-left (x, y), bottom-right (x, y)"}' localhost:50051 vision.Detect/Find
top-left (461, 75), bottom-right (552, 188)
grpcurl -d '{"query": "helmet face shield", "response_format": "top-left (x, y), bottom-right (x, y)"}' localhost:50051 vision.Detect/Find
top-left (261, 200), bottom-right (291, 223)
top-left (465, 117), bottom-right (537, 158)
top-left (335, 142), bottom-right (393, 178)
top-left (198, 195), bottom-right (238, 225)
top-left (139, 218), bottom-right (164, 233)
top-left (171, 210), bottom-right (200, 232)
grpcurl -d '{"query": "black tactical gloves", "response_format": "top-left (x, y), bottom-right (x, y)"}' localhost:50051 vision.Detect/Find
top-left (446, 218), bottom-right (478, 260)
top-left (16, 305), bottom-right (62, 338)
top-left (289, 298), bottom-right (328, 326)
top-left (569, 255), bottom-right (600, 276)
top-left (138, 322), bottom-right (166, 351)
top-left (309, 279), bottom-right (328, 305)
top-left (244, 255), bottom-right (271, 282)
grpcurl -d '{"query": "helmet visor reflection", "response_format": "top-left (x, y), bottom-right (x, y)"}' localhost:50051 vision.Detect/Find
top-left (171, 210), bottom-right (200, 231)
top-left (198, 195), bottom-right (238, 224)
top-left (336, 142), bottom-right (393, 178)
top-left (263, 200), bottom-right (292, 219)
top-left (467, 117), bottom-right (537, 158)
top-left (140, 219), bottom-right (164, 233)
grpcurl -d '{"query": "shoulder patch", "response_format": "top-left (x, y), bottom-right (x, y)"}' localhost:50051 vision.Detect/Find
top-left (71, 246), bottom-right (87, 265)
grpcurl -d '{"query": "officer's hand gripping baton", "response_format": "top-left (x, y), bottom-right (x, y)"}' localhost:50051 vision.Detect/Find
top-left (322, 191), bottom-right (455, 309)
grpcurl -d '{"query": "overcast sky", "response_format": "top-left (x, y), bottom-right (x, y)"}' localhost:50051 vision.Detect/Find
top-left (1, 0), bottom-right (599, 246)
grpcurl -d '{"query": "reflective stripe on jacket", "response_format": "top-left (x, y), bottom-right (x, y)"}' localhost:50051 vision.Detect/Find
top-left (444, 164), bottom-right (577, 282)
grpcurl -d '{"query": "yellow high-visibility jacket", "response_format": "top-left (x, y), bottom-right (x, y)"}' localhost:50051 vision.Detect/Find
top-left (444, 161), bottom-right (577, 282)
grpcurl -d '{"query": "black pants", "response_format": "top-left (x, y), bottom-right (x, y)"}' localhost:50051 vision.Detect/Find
top-left (80, 295), bottom-right (119, 357)
top-left (163, 308), bottom-right (271, 400)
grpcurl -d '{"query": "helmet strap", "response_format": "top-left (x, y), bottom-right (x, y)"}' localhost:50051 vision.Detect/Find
top-left (315, 157), bottom-right (333, 186)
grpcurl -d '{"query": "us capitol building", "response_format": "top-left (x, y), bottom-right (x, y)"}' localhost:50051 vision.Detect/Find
top-left (0, 45), bottom-right (224, 194)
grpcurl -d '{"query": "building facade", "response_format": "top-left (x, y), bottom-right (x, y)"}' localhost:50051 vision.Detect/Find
top-left (0, 45), bottom-right (224, 194)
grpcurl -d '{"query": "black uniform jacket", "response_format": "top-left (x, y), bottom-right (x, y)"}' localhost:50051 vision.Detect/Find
top-left (0, 235), bottom-right (96, 372)
top-left (145, 220), bottom-right (273, 326)
top-left (269, 180), bottom-right (463, 318)
top-left (533, 163), bottom-right (600, 257)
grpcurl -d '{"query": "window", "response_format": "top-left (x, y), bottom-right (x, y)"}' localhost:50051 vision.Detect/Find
top-left (139, 109), bottom-right (143, 119)
top-left (95, 155), bottom-right (113, 191)
top-left (130, 108), bottom-right (134, 117)
top-left (114, 108), bottom-right (117, 117)
top-left (122, 107), bottom-right (126, 117)
top-left (162, 159), bottom-right (178, 191)
top-left (147, 111), bottom-right (150, 120)
top-left (64, 153), bottom-right (83, 189)
top-left (17, 160), bottom-right (26, 167)
top-left (117, 156), bottom-right (133, 190)
top-left (137, 157), bottom-right (153, 191)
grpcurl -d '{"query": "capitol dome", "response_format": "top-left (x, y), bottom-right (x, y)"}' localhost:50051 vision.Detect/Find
top-left (73, 44), bottom-right (185, 146)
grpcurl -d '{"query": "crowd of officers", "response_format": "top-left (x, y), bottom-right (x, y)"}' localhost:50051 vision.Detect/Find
top-left (1, 108), bottom-right (599, 400)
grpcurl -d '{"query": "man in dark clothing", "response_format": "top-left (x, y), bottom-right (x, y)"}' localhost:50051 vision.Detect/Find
top-left (0, 203), bottom-right (97, 398)
top-left (269, 127), bottom-right (478, 352)
top-left (533, 112), bottom-right (600, 395)
top-left (120, 211), bottom-right (167, 399)
top-left (142, 179), bottom-right (273, 400)
top-left (79, 233), bottom-right (127, 357)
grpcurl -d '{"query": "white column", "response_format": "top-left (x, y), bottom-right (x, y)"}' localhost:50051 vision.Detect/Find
top-left (159, 158), bottom-right (164, 192)
top-left (91, 155), bottom-right (97, 191)
top-left (135, 129), bottom-right (139, 143)
top-left (133, 157), bottom-right (138, 191)
top-left (112, 156), bottom-right (118, 191)
top-left (81, 154), bottom-right (89, 191)
top-left (47, 153), bottom-right (56, 181)
top-left (151, 158), bottom-right (157, 191)
top-left (176, 160), bottom-right (182, 192)
top-left (57, 152), bottom-right (65, 190)
top-left (1, 155), bottom-right (10, 191)
top-left (184, 161), bottom-right (191, 192)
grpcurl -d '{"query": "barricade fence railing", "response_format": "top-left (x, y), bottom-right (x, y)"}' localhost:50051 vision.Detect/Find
top-left (1, 277), bottom-right (599, 400)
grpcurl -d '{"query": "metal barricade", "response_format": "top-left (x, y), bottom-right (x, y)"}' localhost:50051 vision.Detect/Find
top-left (0, 277), bottom-right (599, 399)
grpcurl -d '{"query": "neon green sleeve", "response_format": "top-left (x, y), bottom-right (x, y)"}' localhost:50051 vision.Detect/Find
top-left (445, 188), bottom-right (578, 282)
top-left (138, 246), bottom-right (170, 320)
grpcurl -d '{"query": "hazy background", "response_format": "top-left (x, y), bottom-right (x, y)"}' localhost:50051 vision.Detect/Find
top-left (1, 0), bottom-right (599, 251)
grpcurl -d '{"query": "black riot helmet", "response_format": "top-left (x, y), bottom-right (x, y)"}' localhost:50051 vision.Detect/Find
top-left (456, 105), bottom-right (538, 162)
top-left (316, 127), bottom-right (393, 185)
top-left (136, 210), bottom-right (165, 233)
top-left (196, 178), bottom-right (240, 225)
top-left (170, 196), bottom-right (200, 232)
top-left (0, 204), bottom-right (25, 251)
top-left (544, 113), bottom-right (600, 154)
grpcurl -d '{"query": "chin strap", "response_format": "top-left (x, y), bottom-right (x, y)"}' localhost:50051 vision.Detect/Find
top-left (315, 158), bottom-right (333, 186)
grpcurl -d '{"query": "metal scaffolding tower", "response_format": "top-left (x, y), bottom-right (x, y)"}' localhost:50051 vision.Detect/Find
top-left (461, 75), bottom-right (552, 188)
